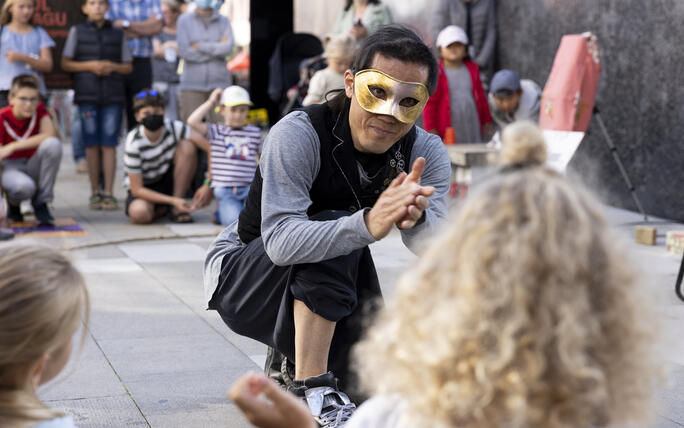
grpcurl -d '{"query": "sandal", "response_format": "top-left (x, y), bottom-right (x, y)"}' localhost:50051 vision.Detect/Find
top-left (89, 193), bottom-right (103, 210)
top-left (100, 194), bottom-right (118, 211)
top-left (169, 210), bottom-right (194, 223)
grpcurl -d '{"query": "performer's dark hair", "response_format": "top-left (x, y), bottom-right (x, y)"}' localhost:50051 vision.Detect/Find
top-left (328, 25), bottom-right (438, 111)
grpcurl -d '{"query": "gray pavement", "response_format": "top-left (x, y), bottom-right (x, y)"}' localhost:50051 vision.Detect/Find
top-left (28, 140), bottom-right (684, 427)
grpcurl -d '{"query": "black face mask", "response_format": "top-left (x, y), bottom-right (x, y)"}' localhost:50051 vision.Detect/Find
top-left (141, 114), bottom-right (164, 131)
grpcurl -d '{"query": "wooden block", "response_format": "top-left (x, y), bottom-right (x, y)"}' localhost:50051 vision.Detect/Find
top-left (666, 231), bottom-right (684, 254)
top-left (635, 226), bottom-right (656, 245)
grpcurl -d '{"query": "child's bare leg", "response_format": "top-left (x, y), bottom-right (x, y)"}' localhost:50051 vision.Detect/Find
top-left (172, 139), bottom-right (198, 199)
top-left (85, 146), bottom-right (101, 194)
top-left (101, 146), bottom-right (116, 195)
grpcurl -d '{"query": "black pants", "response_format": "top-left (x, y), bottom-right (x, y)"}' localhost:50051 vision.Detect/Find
top-left (124, 58), bottom-right (153, 130)
top-left (209, 211), bottom-right (382, 388)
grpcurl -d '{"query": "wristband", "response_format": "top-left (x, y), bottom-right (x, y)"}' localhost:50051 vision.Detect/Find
top-left (203, 178), bottom-right (212, 186)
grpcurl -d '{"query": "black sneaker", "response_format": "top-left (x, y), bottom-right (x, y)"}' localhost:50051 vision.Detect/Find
top-left (7, 203), bottom-right (23, 223)
top-left (264, 347), bottom-right (293, 387)
top-left (33, 202), bottom-right (54, 226)
top-left (288, 371), bottom-right (356, 428)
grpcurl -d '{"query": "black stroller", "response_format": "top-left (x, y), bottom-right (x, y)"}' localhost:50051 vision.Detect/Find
top-left (267, 33), bottom-right (325, 119)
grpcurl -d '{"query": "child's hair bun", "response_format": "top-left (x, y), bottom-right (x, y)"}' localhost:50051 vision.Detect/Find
top-left (500, 121), bottom-right (547, 167)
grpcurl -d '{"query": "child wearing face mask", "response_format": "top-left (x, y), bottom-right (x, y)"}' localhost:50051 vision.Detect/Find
top-left (122, 89), bottom-right (212, 224)
top-left (61, 0), bottom-right (133, 210)
top-left (0, 242), bottom-right (90, 428)
top-left (302, 34), bottom-right (355, 106)
top-left (423, 25), bottom-right (492, 142)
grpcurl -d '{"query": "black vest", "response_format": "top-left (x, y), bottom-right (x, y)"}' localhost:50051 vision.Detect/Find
top-left (237, 101), bottom-right (416, 244)
top-left (72, 20), bottom-right (126, 105)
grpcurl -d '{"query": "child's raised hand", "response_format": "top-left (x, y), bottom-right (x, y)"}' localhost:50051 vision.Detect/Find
top-left (209, 88), bottom-right (223, 106)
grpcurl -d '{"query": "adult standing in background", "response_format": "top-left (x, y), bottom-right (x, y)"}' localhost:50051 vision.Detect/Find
top-left (332, 0), bottom-right (392, 41)
top-left (177, 0), bottom-right (234, 123)
top-left (430, 0), bottom-right (496, 84)
top-left (107, 0), bottom-right (163, 130)
top-left (152, 0), bottom-right (182, 121)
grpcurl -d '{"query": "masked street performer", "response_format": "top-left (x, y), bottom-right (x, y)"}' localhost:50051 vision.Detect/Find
top-left (203, 25), bottom-right (451, 427)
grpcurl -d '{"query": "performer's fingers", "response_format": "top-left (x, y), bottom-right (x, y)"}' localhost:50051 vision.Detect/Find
top-left (406, 157), bottom-right (426, 184)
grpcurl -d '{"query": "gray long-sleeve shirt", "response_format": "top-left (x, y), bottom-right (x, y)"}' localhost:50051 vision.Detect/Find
top-left (177, 10), bottom-right (234, 91)
top-left (203, 111), bottom-right (451, 304)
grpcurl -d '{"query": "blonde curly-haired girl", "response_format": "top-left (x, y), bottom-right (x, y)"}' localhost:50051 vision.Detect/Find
top-left (0, 243), bottom-right (89, 428)
top-left (228, 121), bottom-right (659, 428)
top-left (349, 121), bottom-right (659, 428)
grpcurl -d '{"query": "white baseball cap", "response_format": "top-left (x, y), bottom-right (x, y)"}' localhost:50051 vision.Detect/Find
top-left (436, 25), bottom-right (469, 48)
top-left (220, 85), bottom-right (253, 107)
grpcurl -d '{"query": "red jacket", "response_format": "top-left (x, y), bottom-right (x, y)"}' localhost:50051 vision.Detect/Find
top-left (423, 59), bottom-right (492, 140)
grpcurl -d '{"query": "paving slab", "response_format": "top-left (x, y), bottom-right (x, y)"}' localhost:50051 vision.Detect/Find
top-left (45, 395), bottom-right (148, 428)
top-left (97, 333), bottom-right (255, 382)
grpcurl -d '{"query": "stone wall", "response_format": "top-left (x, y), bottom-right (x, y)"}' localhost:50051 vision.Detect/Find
top-left (497, 0), bottom-right (684, 220)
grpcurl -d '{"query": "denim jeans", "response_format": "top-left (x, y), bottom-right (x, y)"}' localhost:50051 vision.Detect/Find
top-left (71, 104), bottom-right (85, 161)
top-left (79, 104), bottom-right (123, 147)
top-left (213, 185), bottom-right (250, 226)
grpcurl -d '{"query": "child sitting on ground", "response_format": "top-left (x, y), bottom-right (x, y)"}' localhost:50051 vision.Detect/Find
top-left (0, 74), bottom-right (61, 226)
top-left (61, 0), bottom-right (133, 211)
top-left (0, 242), bottom-right (90, 428)
top-left (302, 34), bottom-right (355, 106)
top-left (187, 85), bottom-right (262, 226)
top-left (123, 89), bottom-right (213, 224)
top-left (423, 25), bottom-right (492, 142)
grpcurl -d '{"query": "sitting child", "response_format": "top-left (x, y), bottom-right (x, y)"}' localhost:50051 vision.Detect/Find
top-left (301, 34), bottom-right (355, 106)
top-left (0, 74), bottom-right (61, 226)
top-left (187, 85), bottom-right (262, 226)
top-left (122, 89), bottom-right (212, 224)
top-left (0, 242), bottom-right (90, 428)
top-left (488, 69), bottom-right (542, 131)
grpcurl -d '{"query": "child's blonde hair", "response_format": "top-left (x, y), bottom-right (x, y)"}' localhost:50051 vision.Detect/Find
top-left (0, 242), bottom-right (89, 427)
top-left (354, 121), bottom-right (658, 427)
top-left (323, 34), bottom-right (355, 60)
top-left (0, 0), bottom-right (35, 26)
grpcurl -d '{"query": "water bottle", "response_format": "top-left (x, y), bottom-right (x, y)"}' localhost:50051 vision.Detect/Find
top-left (164, 46), bottom-right (177, 63)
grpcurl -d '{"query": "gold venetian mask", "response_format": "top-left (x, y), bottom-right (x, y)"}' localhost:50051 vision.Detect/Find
top-left (353, 69), bottom-right (429, 124)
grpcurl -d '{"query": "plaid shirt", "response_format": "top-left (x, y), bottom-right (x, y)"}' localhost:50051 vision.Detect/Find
top-left (106, 0), bottom-right (162, 58)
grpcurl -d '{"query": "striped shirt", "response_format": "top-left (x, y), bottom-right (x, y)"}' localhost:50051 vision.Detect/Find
top-left (123, 119), bottom-right (188, 188)
top-left (208, 123), bottom-right (262, 188)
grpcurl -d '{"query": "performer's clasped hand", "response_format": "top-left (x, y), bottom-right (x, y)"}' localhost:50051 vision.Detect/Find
top-left (364, 156), bottom-right (435, 240)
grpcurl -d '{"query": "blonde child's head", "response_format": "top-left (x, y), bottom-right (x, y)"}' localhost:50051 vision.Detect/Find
top-left (323, 34), bottom-right (355, 75)
top-left (0, 242), bottom-right (89, 427)
top-left (354, 121), bottom-right (658, 428)
top-left (0, 0), bottom-right (35, 26)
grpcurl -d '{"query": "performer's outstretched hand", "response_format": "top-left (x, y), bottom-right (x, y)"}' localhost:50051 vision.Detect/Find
top-left (364, 157), bottom-right (434, 240)
top-left (396, 157), bottom-right (433, 230)
top-left (229, 372), bottom-right (316, 428)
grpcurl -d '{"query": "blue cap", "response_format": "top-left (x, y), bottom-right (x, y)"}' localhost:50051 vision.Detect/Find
top-left (490, 69), bottom-right (521, 96)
